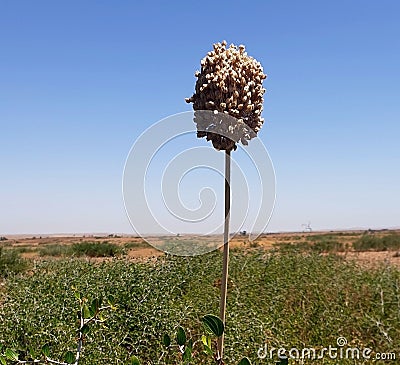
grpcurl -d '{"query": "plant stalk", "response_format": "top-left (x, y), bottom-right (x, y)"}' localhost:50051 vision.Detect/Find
top-left (218, 149), bottom-right (231, 361)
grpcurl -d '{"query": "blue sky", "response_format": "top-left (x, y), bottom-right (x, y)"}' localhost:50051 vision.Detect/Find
top-left (1, 0), bottom-right (399, 234)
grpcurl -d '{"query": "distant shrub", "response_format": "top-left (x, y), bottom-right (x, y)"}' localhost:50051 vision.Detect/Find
top-left (11, 246), bottom-right (36, 254)
top-left (353, 233), bottom-right (400, 251)
top-left (124, 240), bottom-right (150, 249)
top-left (353, 235), bottom-right (381, 251)
top-left (311, 238), bottom-right (345, 253)
top-left (0, 247), bottom-right (28, 277)
top-left (381, 234), bottom-right (400, 250)
top-left (275, 238), bottom-right (345, 254)
top-left (272, 241), bottom-right (310, 254)
top-left (38, 244), bottom-right (69, 257)
top-left (71, 241), bottom-right (122, 257)
top-left (0, 236), bottom-right (8, 241)
top-left (306, 232), bottom-right (359, 242)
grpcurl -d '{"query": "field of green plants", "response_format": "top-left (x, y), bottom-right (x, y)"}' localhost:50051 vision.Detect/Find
top-left (1, 234), bottom-right (400, 364)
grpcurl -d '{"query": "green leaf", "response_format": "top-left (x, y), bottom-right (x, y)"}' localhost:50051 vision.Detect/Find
top-left (107, 295), bottom-right (117, 310)
top-left (130, 355), bottom-right (140, 365)
top-left (83, 304), bottom-right (91, 319)
top-left (89, 299), bottom-right (97, 316)
top-left (0, 356), bottom-right (6, 365)
top-left (28, 346), bottom-right (37, 359)
top-left (162, 333), bottom-right (171, 347)
top-left (187, 338), bottom-right (193, 351)
top-left (41, 343), bottom-right (50, 357)
top-left (182, 346), bottom-right (192, 362)
top-left (5, 348), bottom-right (18, 361)
top-left (202, 314), bottom-right (224, 337)
top-left (90, 298), bottom-right (101, 316)
top-left (238, 357), bottom-right (252, 365)
top-left (80, 323), bottom-right (90, 335)
top-left (64, 350), bottom-right (75, 364)
top-left (176, 326), bottom-right (186, 346)
top-left (107, 294), bottom-right (115, 304)
top-left (201, 335), bottom-right (213, 355)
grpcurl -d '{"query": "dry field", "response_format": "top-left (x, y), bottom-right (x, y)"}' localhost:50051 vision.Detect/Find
top-left (2, 229), bottom-right (400, 267)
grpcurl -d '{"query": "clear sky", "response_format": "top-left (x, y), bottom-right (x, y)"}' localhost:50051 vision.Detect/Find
top-left (1, 0), bottom-right (399, 235)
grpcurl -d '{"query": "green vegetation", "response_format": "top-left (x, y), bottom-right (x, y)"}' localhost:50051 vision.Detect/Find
top-left (306, 232), bottom-right (359, 240)
top-left (8, 246), bottom-right (36, 255)
top-left (38, 244), bottom-right (70, 257)
top-left (37, 241), bottom-right (125, 258)
top-left (160, 238), bottom-right (218, 256)
top-left (124, 240), bottom-right (151, 250)
top-left (0, 249), bottom-right (399, 364)
top-left (0, 292), bottom-right (115, 365)
top-left (276, 231), bottom-right (400, 253)
top-left (353, 233), bottom-right (400, 251)
top-left (275, 236), bottom-right (346, 253)
top-left (0, 241), bottom-right (128, 261)
top-left (307, 236), bottom-right (346, 253)
top-left (0, 247), bottom-right (28, 278)
top-left (71, 241), bottom-right (123, 257)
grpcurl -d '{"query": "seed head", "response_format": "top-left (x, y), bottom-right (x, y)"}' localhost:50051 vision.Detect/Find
top-left (186, 41), bottom-right (267, 151)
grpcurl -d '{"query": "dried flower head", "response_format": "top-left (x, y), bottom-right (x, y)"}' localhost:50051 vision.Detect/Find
top-left (186, 41), bottom-right (267, 151)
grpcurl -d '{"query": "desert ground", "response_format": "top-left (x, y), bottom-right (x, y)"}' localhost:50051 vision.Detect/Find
top-left (3, 229), bottom-right (400, 268)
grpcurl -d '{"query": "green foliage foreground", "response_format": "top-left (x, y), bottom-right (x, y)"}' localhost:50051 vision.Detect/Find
top-left (0, 250), bottom-right (399, 364)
